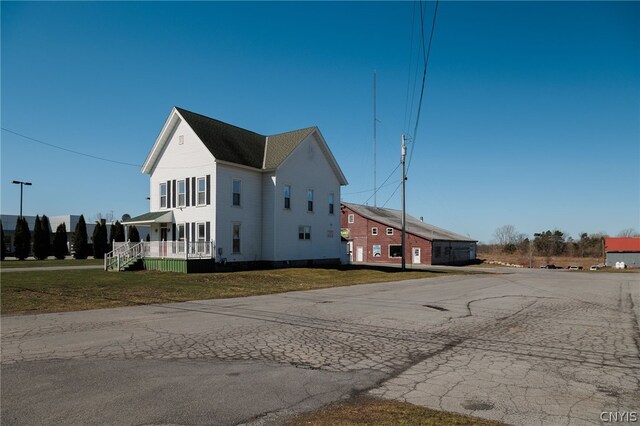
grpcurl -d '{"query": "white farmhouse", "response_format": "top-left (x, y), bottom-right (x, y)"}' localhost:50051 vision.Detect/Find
top-left (115, 107), bottom-right (347, 272)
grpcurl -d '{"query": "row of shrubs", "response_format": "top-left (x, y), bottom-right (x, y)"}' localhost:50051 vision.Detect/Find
top-left (0, 215), bottom-right (142, 261)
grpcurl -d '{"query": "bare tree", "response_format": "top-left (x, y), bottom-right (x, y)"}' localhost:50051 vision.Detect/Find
top-left (617, 228), bottom-right (639, 237)
top-left (494, 225), bottom-right (517, 246)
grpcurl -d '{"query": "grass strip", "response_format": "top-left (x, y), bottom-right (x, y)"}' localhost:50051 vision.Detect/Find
top-left (284, 396), bottom-right (505, 426)
top-left (1, 259), bottom-right (104, 268)
top-left (1, 266), bottom-right (477, 315)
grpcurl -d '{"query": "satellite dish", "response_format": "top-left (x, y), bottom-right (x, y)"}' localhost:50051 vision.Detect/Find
top-left (122, 214), bottom-right (131, 221)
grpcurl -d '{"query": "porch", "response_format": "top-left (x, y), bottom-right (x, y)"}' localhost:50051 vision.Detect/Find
top-left (105, 241), bottom-right (215, 272)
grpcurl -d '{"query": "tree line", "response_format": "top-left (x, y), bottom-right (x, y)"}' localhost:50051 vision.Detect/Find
top-left (481, 225), bottom-right (639, 258)
top-left (1, 215), bottom-right (142, 261)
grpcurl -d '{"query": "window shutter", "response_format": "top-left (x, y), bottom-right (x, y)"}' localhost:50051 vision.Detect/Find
top-left (166, 180), bottom-right (171, 208)
top-left (172, 180), bottom-right (176, 208)
top-left (206, 221), bottom-right (210, 242)
top-left (191, 223), bottom-right (196, 243)
top-left (185, 178), bottom-right (190, 207)
top-left (192, 177), bottom-right (196, 205)
top-left (206, 175), bottom-right (211, 205)
top-left (172, 223), bottom-right (176, 241)
top-left (185, 222), bottom-right (189, 241)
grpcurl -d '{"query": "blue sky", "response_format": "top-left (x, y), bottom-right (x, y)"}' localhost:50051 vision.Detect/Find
top-left (2, 1), bottom-right (638, 243)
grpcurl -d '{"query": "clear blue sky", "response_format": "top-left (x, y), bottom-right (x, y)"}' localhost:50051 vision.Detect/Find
top-left (2, 1), bottom-right (638, 243)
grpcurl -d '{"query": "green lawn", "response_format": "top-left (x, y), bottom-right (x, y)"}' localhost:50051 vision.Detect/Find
top-left (1, 266), bottom-right (477, 315)
top-left (1, 258), bottom-right (104, 268)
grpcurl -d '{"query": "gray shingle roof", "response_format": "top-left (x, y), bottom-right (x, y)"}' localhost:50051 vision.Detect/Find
top-left (264, 127), bottom-right (316, 170)
top-left (176, 107), bottom-right (315, 170)
top-left (343, 202), bottom-right (476, 242)
top-left (176, 107), bottom-right (266, 169)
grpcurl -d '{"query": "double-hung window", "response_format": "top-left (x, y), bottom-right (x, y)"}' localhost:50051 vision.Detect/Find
top-left (284, 185), bottom-right (291, 209)
top-left (328, 193), bottom-right (334, 215)
top-left (197, 177), bottom-right (206, 206)
top-left (177, 180), bottom-right (186, 207)
top-left (232, 179), bottom-right (241, 206)
top-left (160, 183), bottom-right (167, 208)
top-left (307, 189), bottom-right (314, 212)
top-left (232, 223), bottom-right (241, 253)
top-left (348, 214), bottom-right (354, 224)
top-left (298, 225), bottom-right (311, 240)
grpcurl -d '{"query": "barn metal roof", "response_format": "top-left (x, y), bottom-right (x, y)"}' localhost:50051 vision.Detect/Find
top-left (604, 237), bottom-right (640, 252)
top-left (342, 202), bottom-right (476, 242)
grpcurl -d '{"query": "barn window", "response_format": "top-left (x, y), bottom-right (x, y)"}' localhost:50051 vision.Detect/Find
top-left (389, 245), bottom-right (402, 257)
top-left (386, 228), bottom-right (394, 235)
top-left (371, 227), bottom-right (378, 236)
top-left (348, 214), bottom-right (355, 224)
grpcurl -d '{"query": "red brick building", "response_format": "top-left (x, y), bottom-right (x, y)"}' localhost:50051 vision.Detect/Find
top-left (340, 202), bottom-right (476, 266)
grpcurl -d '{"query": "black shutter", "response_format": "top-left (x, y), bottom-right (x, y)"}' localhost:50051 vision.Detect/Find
top-left (166, 180), bottom-right (171, 208)
top-left (192, 177), bottom-right (196, 205)
top-left (185, 222), bottom-right (189, 241)
top-left (191, 223), bottom-right (196, 242)
top-left (205, 222), bottom-right (210, 242)
top-left (172, 180), bottom-right (176, 208)
top-left (206, 175), bottom-right (211, 205)
top-left (185, 178), bottom-right (190, 207)
top-left (172, 223), bottom-right (176, 241)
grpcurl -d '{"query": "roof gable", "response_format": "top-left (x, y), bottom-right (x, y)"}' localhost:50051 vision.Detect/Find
top-left (342, 202), bottom-right (476, 242)
top-left (176, 107), bottom-right (266, 169)
top-left (142, 107), bottom-right (347, 186)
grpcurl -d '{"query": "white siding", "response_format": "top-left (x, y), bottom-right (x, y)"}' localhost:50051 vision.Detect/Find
top-left (149, 119), bottom-right (216, 243)
top-left (271, 133), bottom-right (342, 261)
top-left (261, 173), bottom-right (276, 260)
top-left (215, 163), bottom-right (262, 262)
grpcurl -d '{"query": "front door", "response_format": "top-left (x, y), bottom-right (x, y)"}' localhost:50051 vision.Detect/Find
top-left (160, 226), bottom-right (168, 257)
top-left (356, 246), bottom-right (364, 262)
top-left (412, 247), bottom-right (421, 264)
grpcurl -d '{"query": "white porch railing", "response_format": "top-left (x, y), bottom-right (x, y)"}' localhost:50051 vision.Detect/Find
top-left (105, 241), bottom-right (215, 271)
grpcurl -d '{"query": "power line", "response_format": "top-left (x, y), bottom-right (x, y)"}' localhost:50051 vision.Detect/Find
top-left (2, 127), bottom-right (142, 167)
top-left (362, 162), bottom-right (401, 206)
top-left (342, 179), bottom-right (402, 196)
top-left (406, 0), bottom-right (439, 175)
top-left (382, 181), bottom-right (403, 208)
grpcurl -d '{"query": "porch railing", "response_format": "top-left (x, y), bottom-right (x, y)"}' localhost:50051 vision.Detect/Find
top-left (105, 240), bottom-right (215, 271)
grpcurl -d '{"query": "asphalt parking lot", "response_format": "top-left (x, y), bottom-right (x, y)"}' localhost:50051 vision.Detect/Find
top-left (2, 268), bottom-right (638, 425)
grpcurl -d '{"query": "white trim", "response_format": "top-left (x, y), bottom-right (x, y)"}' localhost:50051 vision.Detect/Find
top-left (197, 177), bottom-right (206, 206)
top-left (386, 227), bottom-right (394, 236)
top-left (232, 178), bottom-right (241, 207)
top-left (371, 227), bottom-right (378, 236)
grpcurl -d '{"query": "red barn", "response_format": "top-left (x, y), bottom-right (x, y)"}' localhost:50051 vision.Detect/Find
top-left (340, 202), bottom-right (477, 266)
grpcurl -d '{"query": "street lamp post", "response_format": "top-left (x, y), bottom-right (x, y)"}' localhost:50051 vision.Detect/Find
top-left (12, 180), bottom-right (32, 218)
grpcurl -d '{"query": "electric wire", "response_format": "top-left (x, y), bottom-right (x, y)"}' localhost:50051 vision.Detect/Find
top-left (2, 127), bottom-right (142, 167)
top-left (406, 0), bottom-right (439, 175)
top-left (361, 162), bottom-right (401, 206)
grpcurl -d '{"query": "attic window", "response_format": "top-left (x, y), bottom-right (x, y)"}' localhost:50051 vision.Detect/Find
top-left (371, 227), bottom-right (378, 236)
top-left (386, 228), bottom-right (394, 236)
top-left (178, 135), bottom-right (184, 145)
top-left (348, 214), bottom-right (354, 224)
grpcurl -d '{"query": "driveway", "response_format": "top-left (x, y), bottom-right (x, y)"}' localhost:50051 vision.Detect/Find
top-left (1, 269), bottom-right (638, 425)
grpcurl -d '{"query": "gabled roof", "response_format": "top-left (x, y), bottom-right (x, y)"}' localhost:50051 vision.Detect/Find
top-left (143, 107), bottom-right (347, 185)
top-left (176, 107), bottom-right (266, 169)
top-left (264, 127), bottom-right (316, 170)
top-left (605, 237), bottom-right (640, 252)
top-left (342, 202), bottom-right (476, 242)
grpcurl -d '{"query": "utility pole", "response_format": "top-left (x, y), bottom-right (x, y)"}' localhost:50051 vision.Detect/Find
top-left (12, 180), bottom-right (32, 218)
top-left (401, 135), bottom-right (407, 271)
top-left (373, 70), bottom-right (377, 207)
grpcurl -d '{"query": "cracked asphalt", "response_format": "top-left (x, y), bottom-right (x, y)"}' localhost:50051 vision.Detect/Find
top-left (2, 269), bottom-right (639, 425)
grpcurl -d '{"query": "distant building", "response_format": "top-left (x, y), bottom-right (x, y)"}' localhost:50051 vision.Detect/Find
top-left (1, 214), bottom-right (149, 256)
top-left (340, 202), bottom-right (477, 266)
top-left (604, 237), bottom-right (640, 267)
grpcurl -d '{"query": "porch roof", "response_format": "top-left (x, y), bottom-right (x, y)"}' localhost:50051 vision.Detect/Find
top-left (122, 211), bottom-right (173, 225)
